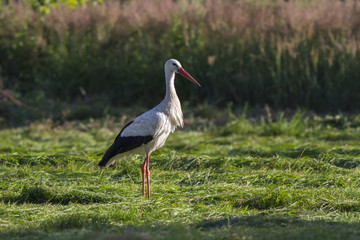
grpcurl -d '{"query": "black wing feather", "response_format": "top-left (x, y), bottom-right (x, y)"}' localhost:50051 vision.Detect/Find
top-left (114, 121), bottom-right (134, 142)
top-left (98, 121), bottom-right (153, 167)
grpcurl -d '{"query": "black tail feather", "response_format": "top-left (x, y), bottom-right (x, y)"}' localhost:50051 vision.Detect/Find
top-left (99, 135), bottom-right (153, 167)
top-left (98, 143), bottom-right (117, 167)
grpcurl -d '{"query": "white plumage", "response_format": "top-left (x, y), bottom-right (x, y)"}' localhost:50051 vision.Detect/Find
top-left (99, 59), bottom-right (200, 198)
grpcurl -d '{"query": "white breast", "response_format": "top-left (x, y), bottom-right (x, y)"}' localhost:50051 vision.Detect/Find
top-left (164, 96), bottom-right (183, 132)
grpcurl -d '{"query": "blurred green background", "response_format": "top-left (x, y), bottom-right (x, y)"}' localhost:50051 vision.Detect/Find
top-left (1, 0), bottom-right (360, 125)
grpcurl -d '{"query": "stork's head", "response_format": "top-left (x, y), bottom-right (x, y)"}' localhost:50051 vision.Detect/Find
top-left (165, 59), bottom-right (201, 87)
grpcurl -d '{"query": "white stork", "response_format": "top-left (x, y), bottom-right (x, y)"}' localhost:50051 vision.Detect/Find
top-left (99, 59), bottom-right (201, 198)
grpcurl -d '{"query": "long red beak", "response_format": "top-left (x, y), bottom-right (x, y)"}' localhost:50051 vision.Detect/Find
top-left (177, 67), bottom-right (201, 87)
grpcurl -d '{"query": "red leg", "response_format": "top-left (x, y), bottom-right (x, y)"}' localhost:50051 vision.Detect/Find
top-left (141, 156), bottom-right (147, 197)
top-left (146, 155), bottom-right (150, 199)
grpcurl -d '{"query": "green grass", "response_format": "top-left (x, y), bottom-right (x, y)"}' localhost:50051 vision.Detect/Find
top-left (1, 113), bottom-right (360, 239)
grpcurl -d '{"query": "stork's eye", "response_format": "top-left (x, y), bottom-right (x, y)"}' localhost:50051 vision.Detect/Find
top-left (172, 63), bottom-right (179, 68)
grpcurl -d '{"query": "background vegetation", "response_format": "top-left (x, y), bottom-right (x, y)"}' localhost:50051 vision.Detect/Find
top-left (1, 0), bottom-right (360, 126)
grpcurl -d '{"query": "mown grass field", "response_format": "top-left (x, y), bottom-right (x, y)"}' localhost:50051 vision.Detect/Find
top-left (1, 112), bottom-right (360, 239)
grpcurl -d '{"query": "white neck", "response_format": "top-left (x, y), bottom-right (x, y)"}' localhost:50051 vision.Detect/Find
top-left (161, 67), bottom-right (183, 128)
top-left (164, 69), bottom-right (178, 102)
